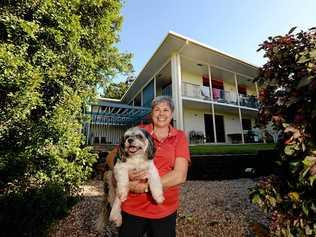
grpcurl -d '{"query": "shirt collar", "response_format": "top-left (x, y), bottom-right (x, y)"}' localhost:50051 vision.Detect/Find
top-left (145, 123), bottom-right (178, 138)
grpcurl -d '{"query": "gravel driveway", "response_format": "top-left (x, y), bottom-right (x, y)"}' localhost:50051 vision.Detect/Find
top-left (49, 179), bottom-right (269, 237)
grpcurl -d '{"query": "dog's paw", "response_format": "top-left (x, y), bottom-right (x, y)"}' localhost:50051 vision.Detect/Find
top-left (109, 212), bottom-right (122, 227)
top-left (153, 194), bottom-right (164, 204)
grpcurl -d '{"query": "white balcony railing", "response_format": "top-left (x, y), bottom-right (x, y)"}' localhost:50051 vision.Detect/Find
top-left (182, 82), bottom-right (259, 109)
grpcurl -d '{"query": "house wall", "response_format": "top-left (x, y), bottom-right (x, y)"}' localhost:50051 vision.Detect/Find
top-left (223, 82), bottom-right (236, 93)
top-left (89, 124), bottom-right (126, 144)
top-left (182, 70), bottom-right (202, 85)
top-left (181, 69), bottom-right (256, 97)
top-left (223, 113), bottom-right (242, 142)
top-left (224, 113), bottom-right (242, 134)
top-left (183, 108), bottom-right (205, 135)
top-left (183, 106), bottom-right (256, 143)
top-left (247, 87), bottom-right (257, 96)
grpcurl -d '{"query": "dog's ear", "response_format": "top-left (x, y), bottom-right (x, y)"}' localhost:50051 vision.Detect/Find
top-left (118, 135), bottom-right (127, 162)
top-left (141, 128), bottom-right (156, 160)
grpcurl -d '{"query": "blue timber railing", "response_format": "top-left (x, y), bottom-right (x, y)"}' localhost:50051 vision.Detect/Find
top-left (84, 101), bottom-right (151, 145)
top-left (87, 102), bottom-right (151, 125)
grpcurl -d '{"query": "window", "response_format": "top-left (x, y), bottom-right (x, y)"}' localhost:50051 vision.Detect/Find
top-left (211, 79), bottom-right (224, 89)
top-left (143, 80), bottom-right (155, 107)
top-left (134, 93), bottom-right (141, 106)
top-left (101, 137), bottom-right (106, 144)
top-left (238, 85), bottom-right (247, 95)
top-left (202, 76), bottom-right (210, 87)
top-left (242, 119), bottom-right (252, 130)
top-left (162, 83), bottom-right (172, 96)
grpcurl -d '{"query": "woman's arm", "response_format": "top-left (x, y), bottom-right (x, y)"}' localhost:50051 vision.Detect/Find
top-left (160, 157), bottom-right (188, 189)
top-left (129, 157), bottom-right (188, 193)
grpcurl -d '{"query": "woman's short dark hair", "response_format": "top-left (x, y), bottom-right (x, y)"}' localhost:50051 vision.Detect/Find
top-left (151, 96), bottom-right (174, 112)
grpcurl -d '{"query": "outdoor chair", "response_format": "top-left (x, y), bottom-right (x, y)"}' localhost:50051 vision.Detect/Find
top-left (189, 131), bottom-right (205, 144)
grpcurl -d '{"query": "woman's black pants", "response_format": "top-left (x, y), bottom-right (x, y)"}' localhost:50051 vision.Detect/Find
top-left (118, 211), bottom-right (177, 237)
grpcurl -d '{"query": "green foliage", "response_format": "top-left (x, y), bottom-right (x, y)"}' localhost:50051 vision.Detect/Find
top-left (0, 0), bottom-right (131, 234)
top-left (105, 81), bottom-right (129, 99)
top-left (0, 0), bottom-right (131, 192)
top-left (250, 27), bottom-right (316, 236)
top-left (0, 183), bottom-right (78, 237)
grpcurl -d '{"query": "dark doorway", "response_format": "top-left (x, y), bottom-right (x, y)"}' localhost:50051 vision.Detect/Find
top-left (215, 115), bottom-right (225, 142)
top-left (204, 114), bottom-right (214, 142)
top-left (204, 114), bottom-right (226, 143)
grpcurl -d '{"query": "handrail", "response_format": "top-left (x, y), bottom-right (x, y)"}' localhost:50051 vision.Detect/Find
top-left (182, 82), bottom-right (259, 109)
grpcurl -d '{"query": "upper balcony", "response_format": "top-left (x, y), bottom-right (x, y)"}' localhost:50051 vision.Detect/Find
top-left (182, 82), bottom-right (259, 109)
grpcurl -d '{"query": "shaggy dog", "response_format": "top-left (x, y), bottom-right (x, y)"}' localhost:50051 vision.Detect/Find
top-left (97, 127), bottom-right (164, 229)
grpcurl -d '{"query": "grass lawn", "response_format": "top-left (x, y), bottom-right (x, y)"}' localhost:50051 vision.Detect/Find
top-left (189, 143), bottom-right (276, 155)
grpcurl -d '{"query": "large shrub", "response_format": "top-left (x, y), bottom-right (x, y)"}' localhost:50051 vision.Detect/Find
top-left (0, 0), bottom-right (131, 235)
top-left (0, 0), bottom-right (131, 193)
top-left (0, 183), bottom-right (78, 237)
top-left (249, 27), bottom-right (316, 236)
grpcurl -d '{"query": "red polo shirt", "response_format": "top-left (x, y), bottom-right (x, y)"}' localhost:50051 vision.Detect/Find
top-left (121, 123), bottom-right (190, 219)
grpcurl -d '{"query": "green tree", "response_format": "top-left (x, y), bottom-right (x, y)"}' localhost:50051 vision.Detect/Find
top-left (250, 27), bottom-right (316, 236)
top-left (0, 0), bottom-right (131, 198)
top-left (0, 0), bottom-right (131, 235)
top-left (105, 81), bottom-right (129, 99)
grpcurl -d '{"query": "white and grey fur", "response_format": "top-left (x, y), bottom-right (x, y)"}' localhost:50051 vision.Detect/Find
top-left (105, 127), bottom-right (164, 227)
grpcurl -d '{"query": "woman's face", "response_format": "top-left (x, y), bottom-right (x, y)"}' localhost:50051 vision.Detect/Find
top-left (151, 101), bottom-right (173, 128)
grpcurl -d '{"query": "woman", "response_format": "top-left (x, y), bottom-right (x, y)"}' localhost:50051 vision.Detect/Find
top-left (107, 96), bottom-right (190, 237)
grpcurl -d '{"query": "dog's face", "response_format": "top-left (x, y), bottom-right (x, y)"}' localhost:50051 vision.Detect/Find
top-left (119, 127), bottom-right (156, 161)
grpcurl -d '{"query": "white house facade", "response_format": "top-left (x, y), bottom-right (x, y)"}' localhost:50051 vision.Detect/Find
top-left (86, 32), bottom-right (263, 145)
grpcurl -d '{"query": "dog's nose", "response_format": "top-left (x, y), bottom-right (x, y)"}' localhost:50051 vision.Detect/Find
top-left (127, 138), bottom-right (134, 144)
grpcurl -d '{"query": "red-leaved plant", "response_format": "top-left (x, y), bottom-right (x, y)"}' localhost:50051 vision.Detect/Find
top-left (249, 27), bottom-right (316, 236)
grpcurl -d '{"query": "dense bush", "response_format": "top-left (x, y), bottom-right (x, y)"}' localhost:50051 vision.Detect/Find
top-left (0, 0), bottom-right (131, 235)
top-left (249, 27), bottom-right (316, 236)
top-left (0, 183), bottom-right (78, 237)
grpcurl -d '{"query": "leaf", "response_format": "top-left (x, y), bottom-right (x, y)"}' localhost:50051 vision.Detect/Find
top-left (305, 225), bottom-right (312, 235)
top-left (288, 27), bottom-right (297, 34)
top-left (297, 76), bottom-right (313, 88)
top-left (282, 123), bottom-right (290, 128)
top-left (302, 202), bottom-right (309, 216)
top-left (290, 161), bottom-right (300, 168)
top-left (288, 192), bottom-right (300, 202)
top-left (303, 156), bottom-right (316, 167)
top-left (297, 55), bottom-right (310, 64)
top-left (251, 194), bottom-right (262, 204)
top-left (310, 49), bottom-right (316, 58)
top-left (284, 145), bottom-right (295, 156)
top-left (267, 195), bottom-right (277, 207)
top-left (302, 167), bottom-right (311, 178)
top-left (309, 175), bottom-right (316, 186)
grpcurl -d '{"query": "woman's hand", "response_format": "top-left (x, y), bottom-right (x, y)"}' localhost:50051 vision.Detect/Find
top-left (128, 169), bottom-right (149, 193)
top-left (129, 169), bottom-right (148, 181)
top-left (129, 180), bottom-right (149, 193)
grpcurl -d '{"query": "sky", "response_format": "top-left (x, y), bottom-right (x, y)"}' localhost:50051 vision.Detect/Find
top-left (115, 0), bottom-right (316, 82)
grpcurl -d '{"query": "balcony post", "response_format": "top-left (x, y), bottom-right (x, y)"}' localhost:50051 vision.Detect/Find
top-left (208, 65), bottom-right (217, 143)
top-left (171, 53), bottom-right (183, 129)
top-left (234, 73), bottom-right (245, 144)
